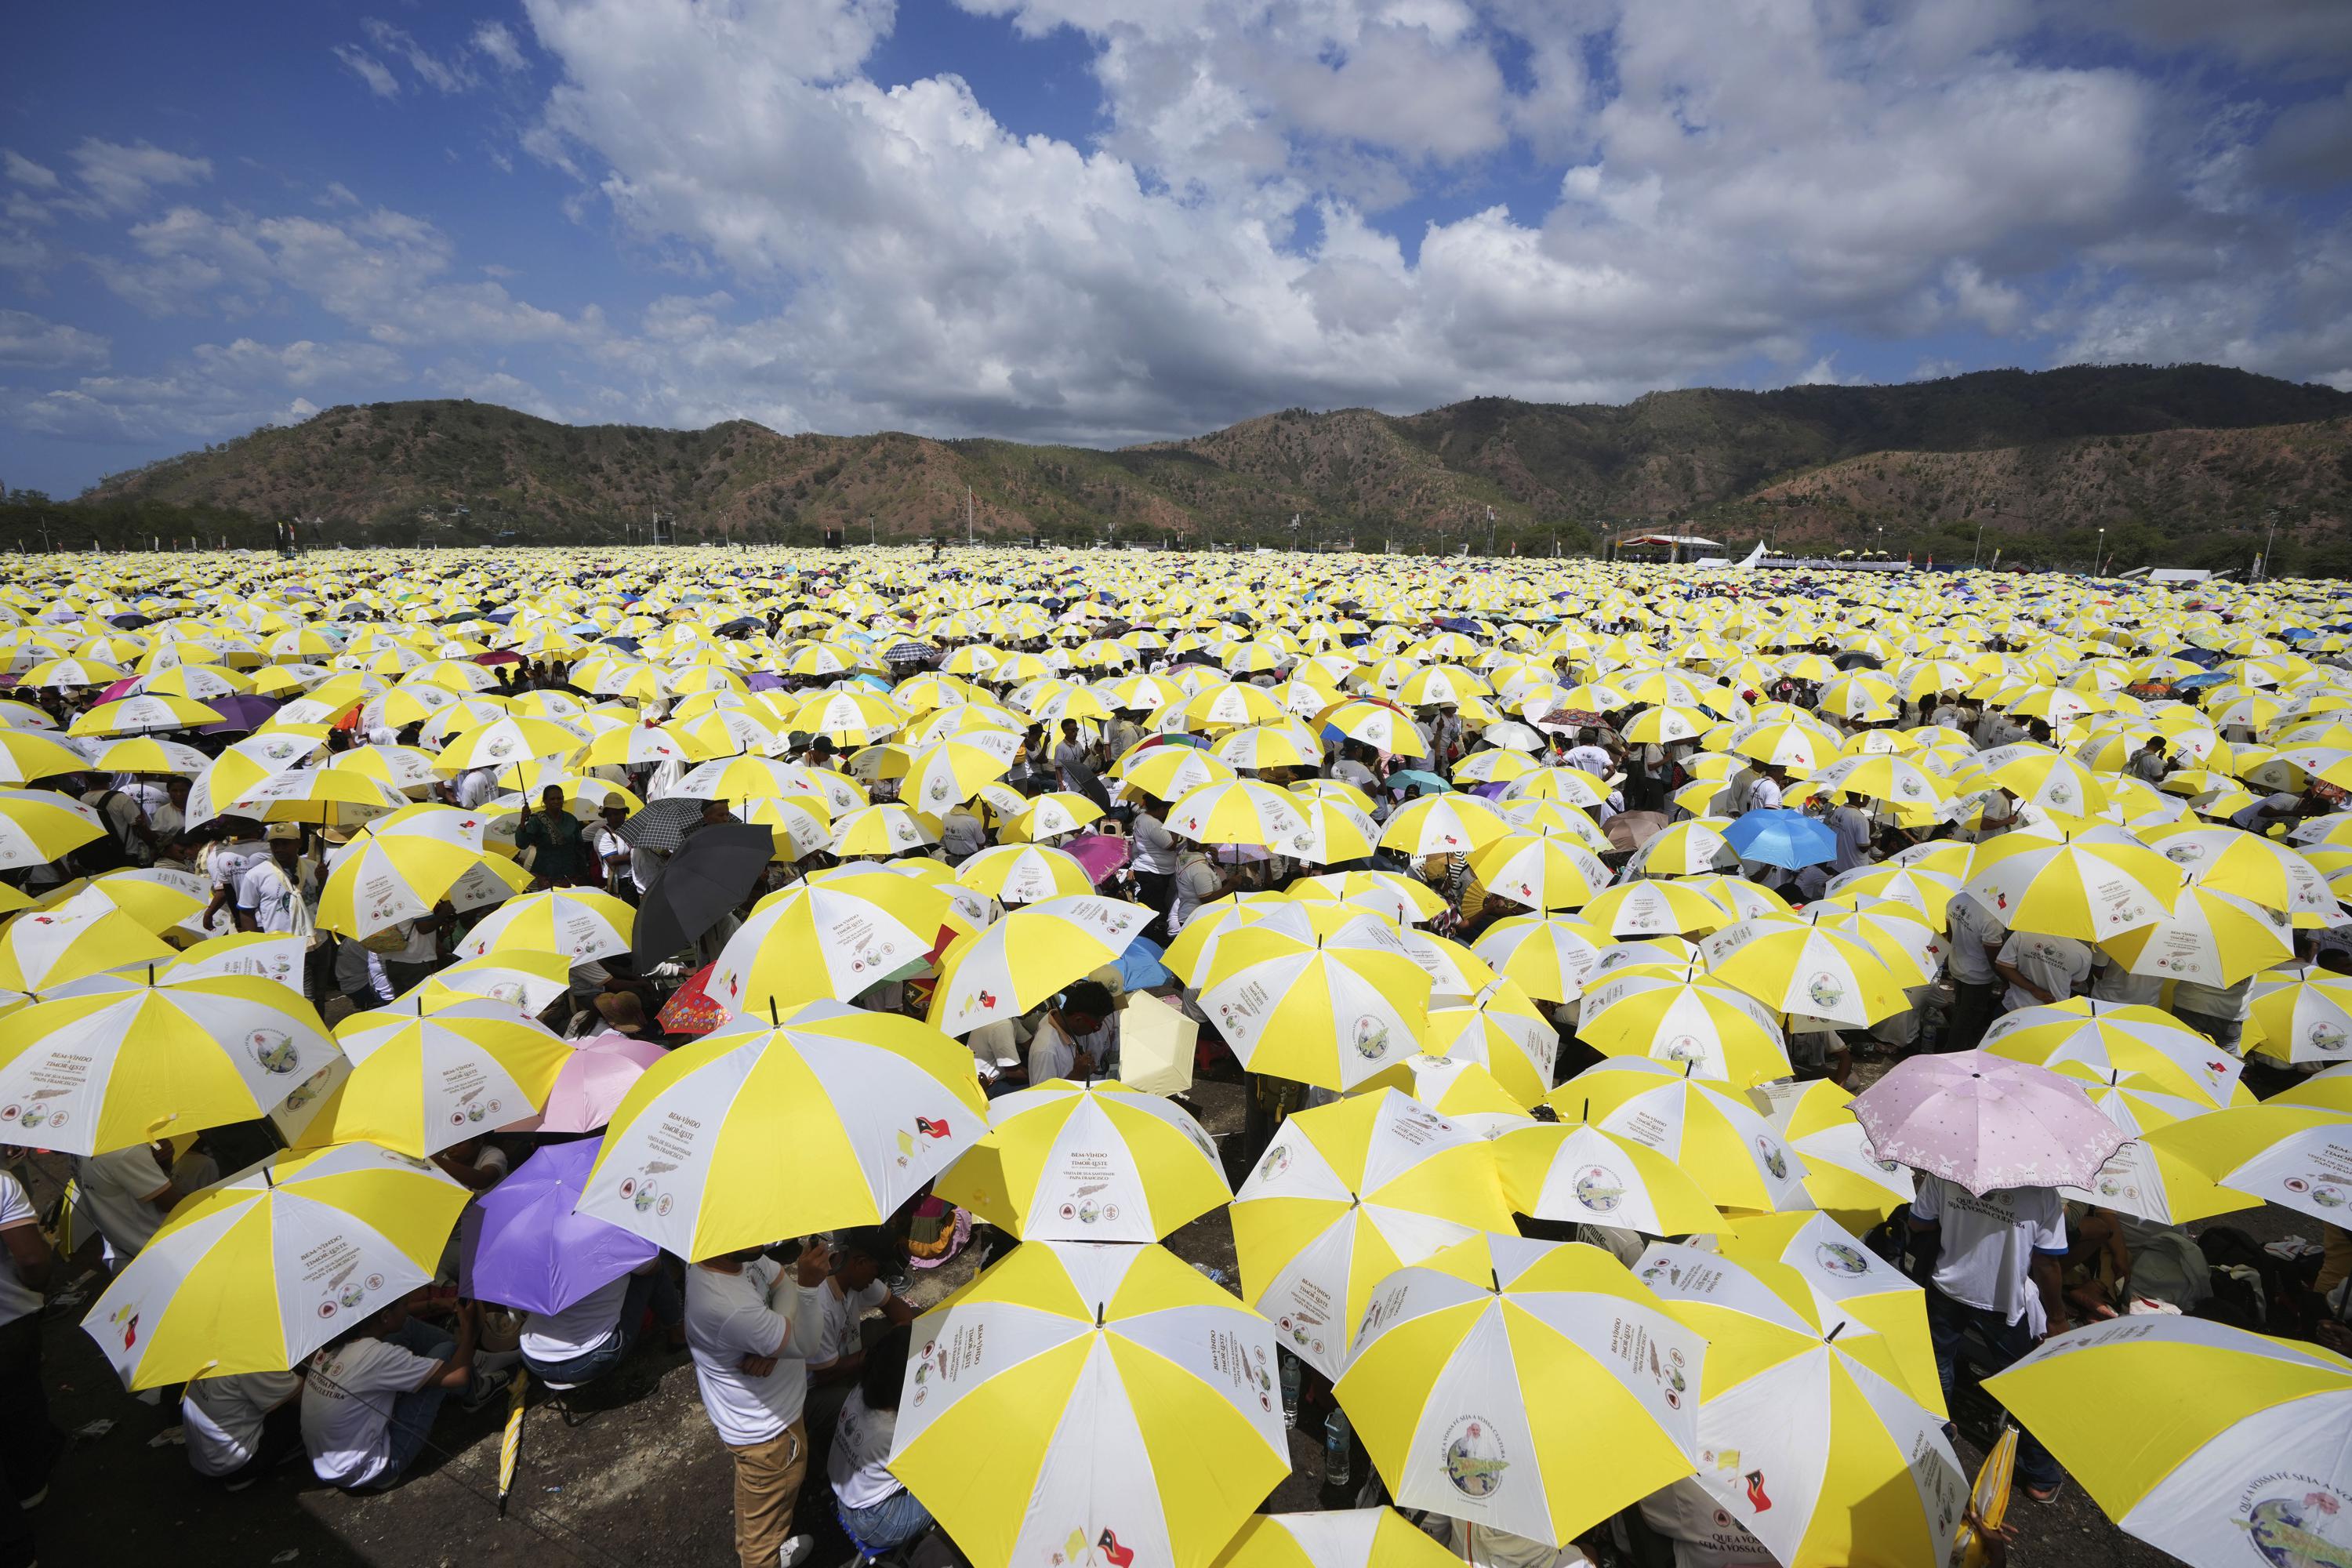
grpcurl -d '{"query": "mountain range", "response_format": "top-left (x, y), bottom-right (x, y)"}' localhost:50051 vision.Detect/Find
top-left (31, 363), bottom-right (2352, 573)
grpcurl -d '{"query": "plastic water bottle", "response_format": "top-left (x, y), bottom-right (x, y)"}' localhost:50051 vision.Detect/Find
top-left (1193, 1263), bottom-right (1226, 1287)
top-left (1324, 1407), bottom-right (1352, 1488)
top-left (1279, 1351), bottom-right (1301, 1428)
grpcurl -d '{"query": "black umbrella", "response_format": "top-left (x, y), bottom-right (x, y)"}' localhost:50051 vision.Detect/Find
top-left (633, 822), bottom-right (775, 965)
top-left (619, 797), bottom-right (710, 853)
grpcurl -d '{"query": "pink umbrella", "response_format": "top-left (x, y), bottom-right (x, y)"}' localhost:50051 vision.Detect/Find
top-left (1850, 1049), bottom-right (2127, 1196)
top-left (1062, 831), bottom-right (1132, 885)
top-left (499, 1031), bottom-right (666, 1134)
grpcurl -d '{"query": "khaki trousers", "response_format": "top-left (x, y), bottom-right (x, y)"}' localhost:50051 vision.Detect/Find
top-left (725, 1417), bottom-right (807, 1568)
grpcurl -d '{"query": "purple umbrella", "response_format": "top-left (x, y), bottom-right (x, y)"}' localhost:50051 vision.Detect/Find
top-left (1850, 1050), bottom-right (2127, 1196)
top-left (463, 1139), bottom-right (657, 1315)
top-left (196, 693), bottom-right (281, 735)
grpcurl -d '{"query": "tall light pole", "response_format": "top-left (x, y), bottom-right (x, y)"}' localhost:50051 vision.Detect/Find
top-left (1971, 521), bottom-right (1985, 568)
top-left (2259, 508), bottom-right (2279, 582)
top-left (2096, 525), bottom-right (2105, 578)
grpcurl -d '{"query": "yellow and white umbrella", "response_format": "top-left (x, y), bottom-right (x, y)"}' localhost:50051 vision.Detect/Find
top-left (82, 1142), bottom-right (467, 1389)
top-left (392, 949), bottom-right (574, 1016)
top-left (1982, 1000), bottom-right (2245, 1107)
top-left (953, 841), bottom-right (1095, 906)
top-left (709, 875), bottom-right (953, 1016)
top-left (1635, 1240), bottom-right (1965, 1568)
top-left (581, 1004), bottom-right (986, 1258)
top-left (1119, 744), bottom-right (1239, 801)
top-left (887, 1240), bottom-right (1290, 1568)
top-left (1551, 1060), bottom-right (1813, 1214)
top-left (1167, 779), bottom-right (1311, 848)
top-left (1715, 1210), bottom-right (1942, 1416)
top-left (1000, 790), bottom-right (1105, 843)
top-left (1468, 832), bottom-right (1608, 913)
top-left (454, 886), bottom-right (635, 962)
top-left (1699, 917), bottom-right (1909, 1029)
top-left (1334, 1232), bottom-right (1704, 1548)
top-left (1627, 818), bottom-right (1737, 877)
top-left (0, 892), bottom-right (175, 993)
top-left (431, 714), bottom-right (591, 774)
top-left (1747, 1080), bottom-right (1915, 1232)
top-left (1578, 879), bottom-right (1731, 938)
top-left (69, 694), bottom-right (222, 737)
top-left (1984, 1319), bottom-right (2352, 1568)
top-left (2249, 969), bottom-right (2352, 1064)
top-left (292, 1000), bottom-right (572, 1156)
top-left (1495, 1120), bottom-right (1723, 1236)
top-left (1577, 964), bottom-right (1792, 1085)
top-left (927, 895), bottom-right (1152, 1034)
top-left (1422, 981), bottom-right (1559, 1108)
top-left (2147, 1102), bottom-right (2352, 1226)
top-left (935, 1079), bottom-right (1229, 1241)
top-left (1471, 913), bottom-right (1615, 1002)
top-left (0, 975), bottom-right (338, 1153)
top-left (1378, 793), bottom-right (1511, 858)
top-left (2143, 822), bottom-right (2339, 924)
top-left (1198, 927), bottom-right (1433, 1091)
top-left (1961, 826), bottom-right (2180, 941)
top-left (317, 804), bottom-right (533, 938)
top-left (1209, 1509), bottom-right (1456, 1568)
top-left (2056, 1073), bottom-right (2259, 1225)
top-left (1230, 1088), bottom-right (1513, 1378)
top-left (0, 786), bottom-right (103, 867)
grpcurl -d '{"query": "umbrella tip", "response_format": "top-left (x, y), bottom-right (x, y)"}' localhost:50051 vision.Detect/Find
top-left (768, 996), bottom-right (779, 1025)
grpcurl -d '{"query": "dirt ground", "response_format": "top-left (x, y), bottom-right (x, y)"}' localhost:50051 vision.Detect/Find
top-left (13, 1066), bottom-right (2260, 1568)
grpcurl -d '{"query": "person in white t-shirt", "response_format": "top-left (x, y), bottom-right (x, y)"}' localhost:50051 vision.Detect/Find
top-left (829, 1323), bottom-right (935, 1552)
top-left (183, 1370), bottom-right (303, 1489)
top-left (1, 1169), bottom-right (60, 1512)
top-left (518, 1258), bottom-right (682, 1389)
top-left (302, 1298), bottom-right (484, 1490)
top-left (1635, 1477), bottom-right (1775, 1567)
top-left (68, 1142), bottom-right (186, 1267)
top-left (686, 1237), bottom-right (832, 1568)
top-left (1908, 1174), bottom-right (2067, 1499)
top-left (1994, 929), bottom-right (2092, 1014)
top-left (201, 820), bottom-right (269, 933)
top-left (803, 1230), bottom-right (916, 1471)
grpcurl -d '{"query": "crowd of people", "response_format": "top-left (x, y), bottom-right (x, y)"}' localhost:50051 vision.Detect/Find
top-left (2, 546), bottom-right (2350, 1568)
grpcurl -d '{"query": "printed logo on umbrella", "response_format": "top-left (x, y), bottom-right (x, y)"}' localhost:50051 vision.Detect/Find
top-left (1440, 1416), bottom-right (1510, 1498)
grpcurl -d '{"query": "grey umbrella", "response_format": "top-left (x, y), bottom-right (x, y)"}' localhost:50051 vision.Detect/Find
top-left (618, 796), bottom-right (710, 853)
top-left (632, 822), bottom-right (775, 965)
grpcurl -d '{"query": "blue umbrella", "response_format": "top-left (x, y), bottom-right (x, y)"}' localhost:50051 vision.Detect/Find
top-left (1387, 770), bottom-right (1454, 797)
top-left (463, 1139), bottom-right (657, 1316)
top-left (1723, 808), bottom-right (1838, 869)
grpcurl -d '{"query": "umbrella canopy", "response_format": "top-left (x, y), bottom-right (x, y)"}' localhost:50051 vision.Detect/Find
top-left (292, 1000), bottom-right (573, 1156)
top-left (466, 1139), bottom-right (659, 1316)
top-left (1723, 808), bottom-right (1840, 869)
top-left (887, 1240), bottom-right (1290, 1568)
top-left (926, 895), bottom-right (1150, 1034)
top-left (1494, 1120), bottom-right (1723, 1236)
top-left (1230, 1089), bottom-right (1512, 1379)
top-left (1549, 1060), bottom-right (1813, 1213)
top-left (579, 1003), bottom-right (987, 1258)
top-left (1334, 1232), bottom-right (1704, 1548)
top-left (707, 873), bottom-right (953, 1017)
top-left (457, 886), bottom-right (636, 962)
top-left (632, 821), bottom-right (776, 964)
top-left (934, 1079), bottom-right (1230, 1242)
top-left (1984, 1318), bottom-right (2352, 1568)
top-left (1208, 1509), bottom-right (1457, 1568)
top-left (1849, 1049), bottom-right (2129, 1196)
top-left (82, 1142), bottom-right (467, 1389)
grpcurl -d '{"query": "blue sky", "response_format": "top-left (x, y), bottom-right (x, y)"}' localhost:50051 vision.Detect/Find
top-left (4, 0), bottom-right (2350, 499)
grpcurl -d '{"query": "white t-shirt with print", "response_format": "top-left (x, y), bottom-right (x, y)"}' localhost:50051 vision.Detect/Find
top-left (519, 1272), bottom-right (628, 1364)
top-left (828, 1388), bottom-right (903, 1511)
top-left (303, 1336), bottom-right (438, 1486)
top-left (813, 1278), bottom-right (889, 1369)
top-left (0, 1172), bottom-right (42, 1326)
top-left (1996, 931), bottom-right (2091, 1014)
top-left (1911, 1174), bottom-right (2067, 1330)
top-left (183, 1370), bottom-right (300, 1477)
top-left (684, 1258), bottom-right (823, 1445)
top-left (71, 1145), bottom-right (174, 1262)
top-left (1944, 892), bottom-right (2005, 986)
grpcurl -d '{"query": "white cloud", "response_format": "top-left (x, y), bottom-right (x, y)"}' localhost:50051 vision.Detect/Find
top-left (473, 21), bottom-right (530, 72)
top-left (67, 138), bottom-right (212, 213)
top-left (361, 20), bottom-right (477, 94)
top-left (332, 46), bottom-right (400, 100)
top-left (2, 152), bottom-right (59, 191)
top-left (93, 201), bottom-right (601, 349)
top-left (0, 310), bottom-right (108, 369)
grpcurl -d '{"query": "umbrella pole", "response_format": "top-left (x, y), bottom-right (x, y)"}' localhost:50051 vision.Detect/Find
top-left (496, 1367), bottom-right (528, 1516)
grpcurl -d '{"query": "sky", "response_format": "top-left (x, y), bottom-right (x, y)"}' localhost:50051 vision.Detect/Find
top-left (2, 1), bottom-right (2350, 499)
